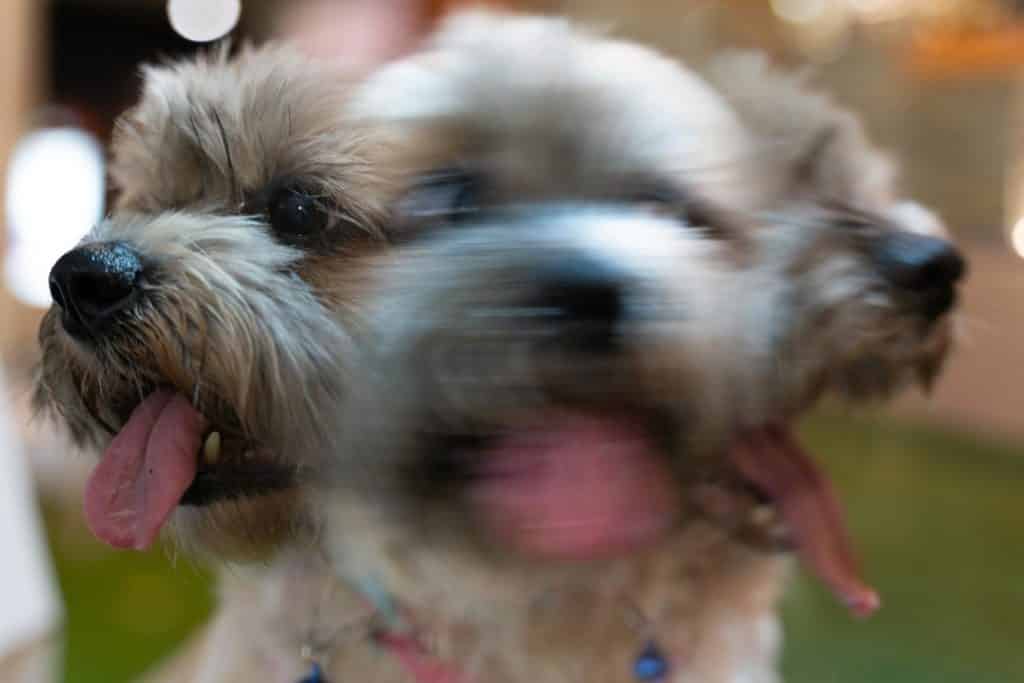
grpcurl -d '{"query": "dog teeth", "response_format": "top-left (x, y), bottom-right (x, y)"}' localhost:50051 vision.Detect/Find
top-left (203, 431), bottom-right (222, 465)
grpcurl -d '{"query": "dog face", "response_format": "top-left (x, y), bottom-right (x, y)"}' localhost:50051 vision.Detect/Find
top-left (320, 12), bottom-right (760, 605)
top-left (34, 44), bottom-right (389, 560)
top-left (320, 12), bottom-right (964, 623)
top-left (738, 200), bottom-right (962, 418)
top-left (703, 52), bottom-right (964, 418)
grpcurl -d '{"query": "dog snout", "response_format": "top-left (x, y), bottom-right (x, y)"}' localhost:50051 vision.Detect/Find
top-left (873, 232), bottom-right (965, 319)
top-left (532, 255), bottom-right (628, 352)
top-left (49, 241), bottom-right (144, 338)
top-left (535, 256), bottom-right (625, 325)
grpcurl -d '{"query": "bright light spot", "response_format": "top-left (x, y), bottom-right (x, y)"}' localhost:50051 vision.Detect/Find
top-left (847, 0), bottom-right (907, 22)
top-left (771, 0), bottom-right (828, 24)
top-left (4, 127), bottom-right (104, 308)
top-left (1011, 218), bottom-right (1024, 259)
top-left (167, 0), bottom-right (241, 43)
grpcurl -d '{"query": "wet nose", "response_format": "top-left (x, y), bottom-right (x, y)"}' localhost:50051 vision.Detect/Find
top-left (533, 256), bottom-right (627, 350)
top-left (49, 241), bottom-right (144, 338)
top-left (874, 232), bottom-right (965, 290)
top-left (873, 232), bottom-right (965, 319)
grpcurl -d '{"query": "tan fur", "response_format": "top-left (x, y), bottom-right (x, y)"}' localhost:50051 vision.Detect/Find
top-left (33, 43), bottom-right (395, 561)
top-left (703, 51), bottom-right (960, 422)
top-left (32, 44), bottom-right (411, 683)
top-left (313, 11), bottom-right (960, 683)
top-left (33, 13), bottom-right (962, 683)
top-left (700, 50), bottom-right (897, 209)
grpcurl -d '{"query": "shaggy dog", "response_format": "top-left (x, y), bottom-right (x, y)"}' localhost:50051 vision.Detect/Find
top-left (314, 11), bottom-right (963, 683)
top-left (33, 44), bottom-right (389, 681)
top-left (33, 12), bottom-right (962, 683)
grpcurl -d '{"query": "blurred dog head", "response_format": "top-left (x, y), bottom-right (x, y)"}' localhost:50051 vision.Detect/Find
top-left (320, 12), bottom-right (760, 611)
top-left (703, 52), bottom-right (964, 418)
top-left (320, 13), bottom-right (963, 624)
top-left (34, 44), bottom-right (389, 560)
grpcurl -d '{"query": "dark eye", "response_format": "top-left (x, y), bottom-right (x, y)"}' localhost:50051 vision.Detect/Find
top-left (401, 167), bottom-right (481, 223)
top-left (267, 185), bottom-right (328, 237)
top-left (825, 203), bottom-right (880, 234)
top-left (631, 182), bottom-right (710, 224)
top-left (632, 183), bottom-right (708, 226)
top-left (631, 183), bottom-right (681, 210)
top-left (631, 182), bottom-right (741, 242)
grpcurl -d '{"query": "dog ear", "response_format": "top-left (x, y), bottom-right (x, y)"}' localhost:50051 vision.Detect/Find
top-left (789, 125), bottom-right (839, 192)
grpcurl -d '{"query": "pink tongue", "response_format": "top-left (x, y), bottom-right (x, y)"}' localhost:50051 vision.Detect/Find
top-left (469, 415), bottom-right (678, 561)
top-left (729, 425), bottom-right (880, 618)
top-left (84, 389), bottom-right (205, 550)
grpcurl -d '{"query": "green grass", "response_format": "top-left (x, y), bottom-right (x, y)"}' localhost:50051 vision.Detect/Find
top-left (782, 412), bottom-right (1024, 683)
top-left (42, 503), bottom-right (214, 683)
top-left (41, 412), bottom-right (1024, 682)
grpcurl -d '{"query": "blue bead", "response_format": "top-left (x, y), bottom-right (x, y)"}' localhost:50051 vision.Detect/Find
top-left (633, 641), bottom-right (669, 681)
top-left (297, 662), bottom-right (324, 683)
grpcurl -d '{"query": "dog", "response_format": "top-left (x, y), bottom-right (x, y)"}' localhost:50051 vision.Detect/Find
top-left (32, 12), bottom-right (963, 683)
top-left (310, 11), bottom-right (964, 683)
top-left (32, 43), bottom-right (398, 682)
top-left (700, 49), bottom-right (961, 416)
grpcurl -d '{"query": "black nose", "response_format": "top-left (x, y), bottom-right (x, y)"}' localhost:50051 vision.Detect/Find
top-left (49, 241), bottom-right (144, 338)
top-left (874, 232), bottom-right (965, 290)
top-left (533, 256), bottom-right (627, 350)
top-left (873, 232), bottom-right (965, 319)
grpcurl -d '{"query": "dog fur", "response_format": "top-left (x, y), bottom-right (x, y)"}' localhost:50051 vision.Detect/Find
top-left (32, 12), bottom-right (961, 683)
top-left (703, 50), bottom-right (958, 422)
top-left (313, 11), bottom-right (962, 683)
top-left (33, 43), bottom-right (393, 562)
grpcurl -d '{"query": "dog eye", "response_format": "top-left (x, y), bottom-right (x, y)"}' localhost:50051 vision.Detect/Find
top-left (836, 216), bottom-right (874, 232)
top-left (822, 202), bottom-right (879, 233)
top-left (631, 184), bottom-right (742, 242)
top-left (630, 183), bottom-right (706, 223)
top-left (402, 167), bottom-right (481, 222)
top-left (632, 185), bottom-right (714, 230)
top-left (631, 184), bottom-right (680, 210)
top-left (267, 186), bottom-right (328, 237)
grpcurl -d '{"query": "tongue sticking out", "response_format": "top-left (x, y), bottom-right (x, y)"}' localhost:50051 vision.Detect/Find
top-left (729, 424), bottom-right (880, 618)
top-left (469, 415), bottom-right (679, 561)
top-left (84, 389), bottom-right (205, 550)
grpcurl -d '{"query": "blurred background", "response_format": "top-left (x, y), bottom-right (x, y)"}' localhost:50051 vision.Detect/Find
top-left (0, 0), bottom-right (1021, 681)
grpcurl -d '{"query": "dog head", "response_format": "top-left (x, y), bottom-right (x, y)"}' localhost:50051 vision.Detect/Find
top-left (320, 14), bottom-right (964, 627)
top-left (34, 44), bottom-right (388, 560)
top-left (703, 52), bottom-right (964, 418)
top-left (319, 11), bottom-right (761, 610)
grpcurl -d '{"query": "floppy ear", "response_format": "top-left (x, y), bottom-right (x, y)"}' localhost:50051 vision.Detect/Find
top-left (700, 49), bottom-right (899, 209)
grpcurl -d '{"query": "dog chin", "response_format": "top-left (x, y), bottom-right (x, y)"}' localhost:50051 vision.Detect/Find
top-left (166, 487), bottom-right (310, 562)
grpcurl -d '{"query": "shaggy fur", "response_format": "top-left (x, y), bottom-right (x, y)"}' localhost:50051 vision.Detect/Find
top-left (703, 50), bottom-right (959, 421)
top-left (312, 11), bottom-right (963, 683)
top-left (32, 12), bottom-right (962, 683)
top-left (33, 43), bottom-right (390, 560)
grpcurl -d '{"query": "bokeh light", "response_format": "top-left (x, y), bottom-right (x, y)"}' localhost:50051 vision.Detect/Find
top-left (4, 127), bottom-right (105, 308)
top-left (167, 0), bottom-right (241, 43)
top-left (771, 0), bottom-right (829, 25)
top-left (1011, 217), bottom-right (1024, 259)
top-left (848, 0), bottom-right (908, 23)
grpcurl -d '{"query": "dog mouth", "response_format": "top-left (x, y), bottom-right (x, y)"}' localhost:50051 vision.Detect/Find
top-left (83, 388), bottom-right (294, 550)
top-left (445, 411), bottom-right (879, 618)
top-left (724, 424), bottom-right (880, 618)
top-left (456, 411), bottom-right (682, 562)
